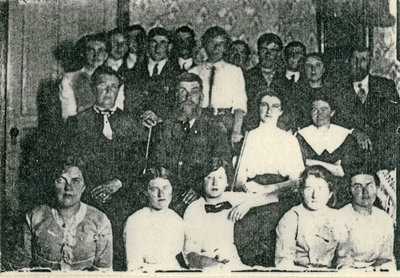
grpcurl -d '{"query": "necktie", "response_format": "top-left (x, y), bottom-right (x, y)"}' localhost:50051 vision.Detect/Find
top-left (94, 106), bottom-right (114, 140)
top-left (358, 83), bottom-right (367, 104)
top-left (204, 201), bottom-right (233, 213)
top-left (182, 121), bottom-right (190, 135)
top-left (152, 63), bottom-right (159, 77)
top-left (290, 74), bottom-right (296, 84)
top-left (208, 66), bottom-right (216, 108)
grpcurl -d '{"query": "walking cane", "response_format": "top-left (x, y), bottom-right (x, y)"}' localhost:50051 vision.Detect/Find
top-left (142, 126), bottom-right (153, 174)
top-left (231, 131), bottom-right (248, 191)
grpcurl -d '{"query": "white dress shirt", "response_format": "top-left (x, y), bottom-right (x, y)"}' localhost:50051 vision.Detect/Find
top-left (178, 57), bottom-right (193, 71)
top-left (105, 57), bottom-right (123, 72)
top-left (237, 123), bottom-right (305, 185)
top-left (148, 58), bottom-right (168, 77)
top-left (126, 53), bottom-right (137, 69)
top-left (189, 60), bottom-right (247, 112)
top-left (124, 207), bottom-right (184, 272)
top-left (285, 70), bottom-right (300, 83)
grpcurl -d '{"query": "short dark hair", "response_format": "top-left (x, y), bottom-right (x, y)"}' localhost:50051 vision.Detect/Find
top-left (177, 72), bottom-right (203, 89)
top-left (284, 41), bottom-right (306, 59)
top-left (309, 92), bottom-right (337, 112)
top-left (201, 157), bottom-right (232, 188)
top-left (229, 40), bottom-right (251, 57)
top-left (305, 52), bottom-right (325, 65)
top-left (175, 25), bottom-right (196, 44)
top-left (349, 171), bottom-right (379, 187)
top-left (106, 28), bottom-right (127, 53)
top-left (75, 33), bottom-right (107, 59)
top-left (148, 27), bottom-right (172, 42)
top-left (125, 24), bottom-right (147, 43)
top-left (91, 65), bottom-right (122, 86)
top-left (257, 33), bottom-right (283, 51)
top-left (52, 156), bottom-right (87, 185)
top-left (201, 26), bottom-right (231, 49)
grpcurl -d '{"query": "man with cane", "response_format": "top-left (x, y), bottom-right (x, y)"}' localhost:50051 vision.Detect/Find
top-left (147, 72), bottom-right (232, 216)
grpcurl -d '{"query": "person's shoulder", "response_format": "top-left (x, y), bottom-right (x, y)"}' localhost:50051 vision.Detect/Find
top-left (167, 209), bottom-right (184, 224)
top-left (278, 204), bottom-right (303, 224)
top-left (372, 206), bottom-right (393, 226)
top-left (85, 203), bottom-right (111, 225)
top-left (184, 197), bottom-right (205, 219)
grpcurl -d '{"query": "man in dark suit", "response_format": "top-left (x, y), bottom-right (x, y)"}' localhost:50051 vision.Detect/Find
top-left (66, 66), bottom-right (147, 270)
top-left (172, 25), bottom-right (197, 71)
top-left (283, 41), bottom-right (306, 86)
top-left (244, 33), bottom-right (293, 131)
top-left (150, 72), bottom-right (232, 216)
top-left (337, 46), bottom-right (399, 170)
top-left (125, 27), bottom-right (181, 122)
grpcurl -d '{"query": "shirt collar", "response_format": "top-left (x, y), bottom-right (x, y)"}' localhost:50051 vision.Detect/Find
top-left (148, 58), bottom-right (168, 73)
top-left (298, 124), bottom-right (351, 155)
top-left (106, 58), bottom-right (123, 72)
top-left (206, 59), bottom-right (225, 69)
top-left (93, 104), bottom-right (117, 114)
top-left (353, 75), bottom-right (369, 91)
top-left (126, 53), bottom-right (137, 69)
top-left (286, 70), bottom-right (300, 82)
top-left (178, 57), bottom-right (193, 70)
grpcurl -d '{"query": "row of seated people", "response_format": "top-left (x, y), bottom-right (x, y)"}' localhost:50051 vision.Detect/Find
top-left (15, 159), bottom-right (395, 272)
top-left (15, 58), bottom-right (397, 271)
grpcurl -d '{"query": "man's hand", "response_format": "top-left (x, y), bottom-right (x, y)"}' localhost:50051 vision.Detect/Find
top-left (352, 129), bottom-right (372, 151)
top-left (141, 110), bottom-right (161, 129)
top-left (91, 179), bottom-right (122, 204)
top-left (182, 188), bottom-right (198, 204)
top-left (228, 203), bottom-right (251, 223)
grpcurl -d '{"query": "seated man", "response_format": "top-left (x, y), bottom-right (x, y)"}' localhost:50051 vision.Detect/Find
top-left (189, 26), bottom-right (247, 145)
top-left (336, 172), bottom-right (396, 271)
top-left (124, 167), bottom-right (184, 272)
top-left (183, 158), bottom-right (278, 270)
top-left (66, 65), bottom-right (147, 270)
top-left (150, 72), bottom-right (231, 216)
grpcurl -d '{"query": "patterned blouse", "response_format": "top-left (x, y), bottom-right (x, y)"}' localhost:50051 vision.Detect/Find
top-left (22, 202), bottom-right (112, 270)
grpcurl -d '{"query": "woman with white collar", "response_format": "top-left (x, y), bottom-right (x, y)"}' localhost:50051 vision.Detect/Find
top-left (296, 95), bottom-right (362, 207)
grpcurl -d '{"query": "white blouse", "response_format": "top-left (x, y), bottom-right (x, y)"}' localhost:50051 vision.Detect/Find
top-left (124, 207), bottom-right (184, 272)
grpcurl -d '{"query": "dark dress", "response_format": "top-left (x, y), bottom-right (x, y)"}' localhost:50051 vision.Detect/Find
top-left (296, 125), bottom-right (363, 208)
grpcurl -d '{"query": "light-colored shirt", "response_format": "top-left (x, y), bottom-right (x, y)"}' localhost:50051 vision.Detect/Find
top-left (189, 60), bottom-right (247, 112)
top-left (336, 204), bottom-right (395, 270)
top-left (178, 57), bottom-right (193, 71)
top-left (148, 58), bottom-right (168, 77)
top-left (124, 207), bottom-right (184, 272)
top-left (183, 192), bottom-right (248, 269)
top-left (59, 68), bottom-right (125, 121)
top-left (237, 124), bottom-right (305, 185)
top-left (126, 53), bottom-right (137, 69)
top-left (105, 57), bottom-right (123, 72)
top-left (22, 203), bottom-right (112, 271)
top-left (275, 204), bottom-right (344, 269)
top-left (285, 70), bottom-right (300, 83)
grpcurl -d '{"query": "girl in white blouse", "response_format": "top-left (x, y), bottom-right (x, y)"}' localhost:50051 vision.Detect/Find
top-left (124, 167), bottom-right (185, 272)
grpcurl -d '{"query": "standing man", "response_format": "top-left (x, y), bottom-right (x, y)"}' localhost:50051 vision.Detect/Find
top-left (172, 25), bottom-right (197, 71)
top-left (189, 26), bottom-right (247, 145)
top-left (283, 41), bottom-right (306, 86)
top-left (228, 40), bottom-right (251, 71)
top-left (337, 46), bottom-right (399, 170)
top-left (127, 27), bottom-right (181, 120)
top-left (150, 72), bottom-right (232, 216)
top-left (244, 33), bottom-right (293, 131)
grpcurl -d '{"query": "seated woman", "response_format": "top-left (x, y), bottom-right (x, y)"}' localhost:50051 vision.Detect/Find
top-left (236, 92), bottom-right (304, 194)
top-left (336, 172), bottom-right (396, 271)
top-left (124, 167), bottom-right (185, 272)
top-left (184, 157), bottom-right (277, 271)
top-left (234, 92), bottom-right (304, 267)
top-left (296, 95), bottom-right (362, 207)
top-left (20, 157), bottom-right (112, 271)
top-left (275, 165), bottom-right (343, 270)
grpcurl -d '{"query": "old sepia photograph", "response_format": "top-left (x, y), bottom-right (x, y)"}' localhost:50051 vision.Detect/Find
top-left (0, 0), bottom-right (398, 276)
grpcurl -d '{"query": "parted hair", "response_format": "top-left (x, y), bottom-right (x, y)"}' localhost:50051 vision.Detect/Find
top-left (91, 65), bottom-right (122, 85)
top-left (257, 33), bottom-right (283, 51)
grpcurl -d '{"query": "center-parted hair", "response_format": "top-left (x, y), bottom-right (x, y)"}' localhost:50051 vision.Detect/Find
top-left (147, 27), bottom-right (172, 42)
top-left (299, 165), bottom-right (335, 192)
top-left (284, 41), bottom-right (306, 60)
top-left (177, 72), bottom-right (203, 90)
